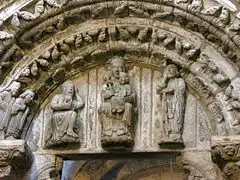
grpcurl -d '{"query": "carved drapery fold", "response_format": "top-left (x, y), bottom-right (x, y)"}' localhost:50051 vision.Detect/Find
top-left (98, 57), bottom-right (136, 149)
top-left (0, 0), bottom-right (240, 178)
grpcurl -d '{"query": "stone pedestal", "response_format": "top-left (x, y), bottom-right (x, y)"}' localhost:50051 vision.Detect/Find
top-left (0, 140), bottom-right (32, 179)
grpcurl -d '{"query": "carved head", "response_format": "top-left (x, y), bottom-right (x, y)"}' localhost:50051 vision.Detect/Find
top-left (61, 80), bottom-right (74, 96)
top-left (109, 57), bottom-right (125, 79)
top-left (164, 64), bottom-right (179, 79)
top-left (120, 72), bottom-right (129, 84)
top-left (7, 81), bottom-right (21, 96)
top-left (20, 90), bottom-right (35, 103)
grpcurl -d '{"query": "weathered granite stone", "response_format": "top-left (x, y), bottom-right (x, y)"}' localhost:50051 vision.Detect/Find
top-left (212, 136), bottom-right (240, 179)
top-left (98, 57), bottom-right (136, 149)
top-left (157, 64), bottom-right (186, 148)
top-left (44, 80), bottom-right (84, 148)
top-left (0, 0), bottom-right (240, 178)
top-left (0, 140), bottom-right (32, 179)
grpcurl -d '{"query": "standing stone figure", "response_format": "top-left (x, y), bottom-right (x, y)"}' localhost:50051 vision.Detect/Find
top-left (157, 64), bottom-right (186, 147)
top-left (45, 80), bottom-right (84, 147)
top-left (99, 57), bottom-right (136, 149)
top-left (5, 90), bottom-right (35, 139)
top-left (0, 81), bottom-right (21, 139)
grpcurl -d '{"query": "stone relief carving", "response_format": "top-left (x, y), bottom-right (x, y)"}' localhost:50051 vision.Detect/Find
top-left (224, 84), bottom-right (240, 126)
top-left (0, 31), bottom-right (14, 40)
top-left (212, 136), bottom-right (240, 179)
top-left (197, 53), bottom-right (229, 85)
top-left (45, 80), bottom-right (84, 147)
top-left (157, 64), bottom-right (186, 147)
top-left (99, 57), bottom-right (136, 149)
top-left (0, 0), bottom-right (240, 179)
top-left (0, 0), bottom-right (239, 86)
top-left (0, 140), bottom-right (32, 178)
top-left (0, 81), bottom-right (21, 139)
top-left (11, 0), bottom-right (68, 27)
top-left (4, 89), bottom-right (35, 139)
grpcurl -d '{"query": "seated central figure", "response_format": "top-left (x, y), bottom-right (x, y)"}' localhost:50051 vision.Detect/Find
top-left (99, 57), bottom-right (136, 149)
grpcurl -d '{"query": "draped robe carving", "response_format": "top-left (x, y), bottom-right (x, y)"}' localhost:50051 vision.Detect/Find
top-left (99, 57), bottom-right (136, 149)
top-left (5, 90), bottom-right (35, 139)
top-left (157, 64), bottom-right (186, 146)
top-left (45, 80), bottom-right (84, 147)
top-left (0, 81), bottom-right (21, 139)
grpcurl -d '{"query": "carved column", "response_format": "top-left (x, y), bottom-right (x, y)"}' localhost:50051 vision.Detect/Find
top-left (0, 140), bottom-right (32, 179)
top-left (35, 155), bottom-right (63, 180)
top-left (212, 136), bottom-right (240, 180)
top-left (182, 151), bottom-right (224, 180)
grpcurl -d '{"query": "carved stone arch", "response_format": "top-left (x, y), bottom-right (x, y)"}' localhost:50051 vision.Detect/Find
top-left (0, 5), bottom-right (239, 136)
top-left (72, 159), bottom-right (184, 179)
top-left (0, 0), bottom-right (240, 179)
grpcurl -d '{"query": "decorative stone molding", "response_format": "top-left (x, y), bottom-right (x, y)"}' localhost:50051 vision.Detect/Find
top-left (0, 140), bottom-right (32, 178)
top-left (0, 0), bottom-right (239, 178)
top-left (0, 1), bottom-right (238, 139)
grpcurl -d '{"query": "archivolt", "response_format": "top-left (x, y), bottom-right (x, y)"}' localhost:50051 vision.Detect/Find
top-left (0, 0), bottom-right (239, 137)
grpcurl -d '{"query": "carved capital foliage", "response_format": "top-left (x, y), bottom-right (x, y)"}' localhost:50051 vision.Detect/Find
top-left (0, 140), bottom-right (32, 178)
top-left (212, 136), bottom-right (240, 162)
top-left (212, 136), bottom-right (240, 179)
top-left (212, 143), bottom-right (240, 161)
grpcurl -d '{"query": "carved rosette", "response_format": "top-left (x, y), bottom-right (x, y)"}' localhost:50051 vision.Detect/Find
top-left (0, 140), bottom-right (32, 178)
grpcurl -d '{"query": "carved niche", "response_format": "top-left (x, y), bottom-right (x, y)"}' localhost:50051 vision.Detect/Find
top-left (98, 57), bottom-right (136, 149)
top-left (44, 80), bottom-right (85, 147)
top-left (157, 64), bottom-right (186, 147)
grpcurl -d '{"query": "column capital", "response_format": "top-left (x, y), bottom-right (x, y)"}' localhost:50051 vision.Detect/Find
top-left (0, 140), bottom-right (32, 178)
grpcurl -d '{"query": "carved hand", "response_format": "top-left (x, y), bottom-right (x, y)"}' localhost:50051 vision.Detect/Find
top-left (161, 88), bottom-right (174, 94)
